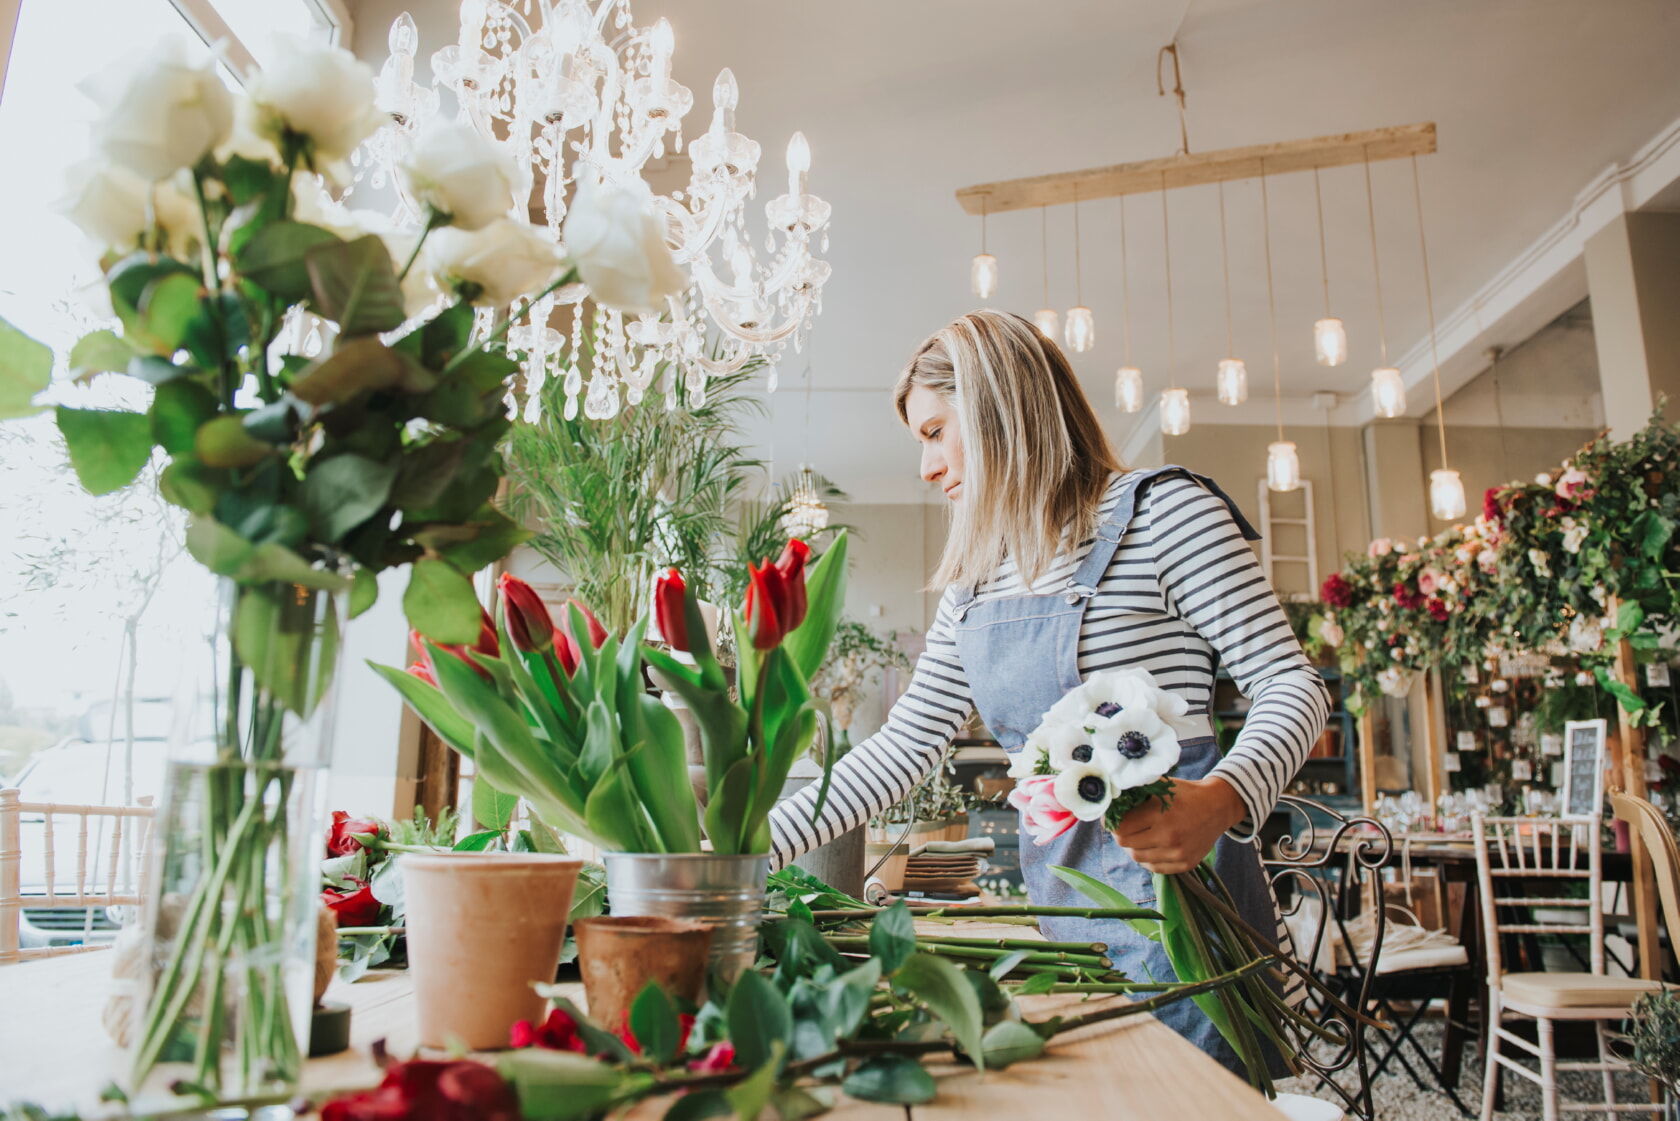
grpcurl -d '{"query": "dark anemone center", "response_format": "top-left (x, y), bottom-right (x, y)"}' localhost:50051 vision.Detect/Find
top-left (1076, 775), bottom-right (1107, 803)
top-left (1117, 731), bottom-right (1151, 759)
top-left (1095, 702), bottom-right (1121, 717)
top-left (1071, 744), bottom-right (1093, 763)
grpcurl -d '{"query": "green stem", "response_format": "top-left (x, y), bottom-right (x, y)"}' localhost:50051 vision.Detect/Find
top-left (398, 207), bottom-right (442, 283)
top-left (807, 904), bottom-right (1163, 922)
top-left (825, 938), bottom-right (1112, 970)
top-left (439, 268), bottom-right (579, 377)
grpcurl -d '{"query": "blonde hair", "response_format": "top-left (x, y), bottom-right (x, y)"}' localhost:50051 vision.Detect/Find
top-left (895, 310), bottom-right (1123, 590)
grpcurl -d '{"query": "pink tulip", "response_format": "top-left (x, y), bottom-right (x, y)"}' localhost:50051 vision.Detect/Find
top-left (1008, 774), bottom-right (1077, 845)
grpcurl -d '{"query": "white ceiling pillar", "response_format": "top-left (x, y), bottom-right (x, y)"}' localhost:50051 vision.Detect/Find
top-left (1583, 210), bottom-right (1680, 438)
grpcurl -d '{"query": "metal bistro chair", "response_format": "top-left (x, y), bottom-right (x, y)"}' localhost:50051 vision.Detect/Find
top-left (0, 787), bottom-right (155, 964)
top-left (1264, 794), bottom-right (1395, 1121)
top-left (1473, 813), bottom-right (1671, 1121)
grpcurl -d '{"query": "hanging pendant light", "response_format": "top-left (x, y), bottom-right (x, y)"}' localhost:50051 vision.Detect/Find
top-left (1412, 154), bottom-right (1465, 522)
top-left (971, 192), bottom-right (998, 299)
top-left (782, 464), bottom-right (830, 536)
top-left (1260, 160), bottom-right (1299, 491)
top-left (1034, 206), bottom-right (1058, 340)
top-left (1064, 186), bottom-right (1095, 352)
top-left (1362, 146), bottom-right (1405, 419)
top-left (1159, 173), bottom-right (1188, 434)
top-left (1115, 194), bottom-right (1143, 412)
top-left (1215, 182), bottom-right (1247, 405)
top-left (1311, 169), bottom-right (1347, 367)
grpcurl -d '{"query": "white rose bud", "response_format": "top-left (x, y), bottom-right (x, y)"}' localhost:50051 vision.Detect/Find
top-left (244, 36), bottom-right (385, 179)
top-left (563, 172), bottom-right (686, 313)
top-left (57, 159), bottom-right (198, 253)
top-left (80, 40), bottom-right (232, 181)
top-left (424, 218), bottom-right (563, 308)
top-left (400, 122), bottom-right (515, 232)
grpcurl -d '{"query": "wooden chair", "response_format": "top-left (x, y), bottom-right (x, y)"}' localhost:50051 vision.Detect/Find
top-left (0, 787), bottom-right (155, 964)
top-left (1472, 813), bottom-right (1670, 1121)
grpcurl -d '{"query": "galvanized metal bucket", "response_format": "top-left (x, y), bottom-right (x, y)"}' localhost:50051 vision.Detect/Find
top-left (601, 852), bottom-right (769, 981)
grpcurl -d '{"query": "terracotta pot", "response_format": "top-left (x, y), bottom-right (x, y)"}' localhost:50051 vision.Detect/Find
top-left (402, 853), bottom-right (583, 1050)
top-left (573, 916), bottom-right (713, 1031)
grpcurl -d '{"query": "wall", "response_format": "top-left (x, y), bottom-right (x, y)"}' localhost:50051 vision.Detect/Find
top-left (1419, 425), bottom-right (1600, 534)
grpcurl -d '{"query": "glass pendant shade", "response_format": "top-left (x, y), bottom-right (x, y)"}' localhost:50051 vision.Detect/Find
top-left (1033, 308), bottom-right (1059, 340)
top-left (970, 253), bottom-right (998, 299)
top-left (1064, 306), bottom-right (1095, 353)
top-left (1314, 317), bottom-right (1348, 367)
top-left (1216, 359), bottom-right (1248, 405)
top-left (1159, 388), bottom-right (1191, 436)
top-left (1371, 367), bottom-right (1407, 418)
top-left (1115, 367), bottom-right (1143, 413)
top-left (1430, 468), bottom-right (1467, 521)
top-left (1267, 440), bottom-right (1302, 492)
top-left (781, 465), bottom-right (830, 536)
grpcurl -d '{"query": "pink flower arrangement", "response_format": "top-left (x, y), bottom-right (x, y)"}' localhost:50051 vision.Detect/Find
top-left (1007, 773), bottom-right (1076, 844)
top-left (1321, 572), bottom-right (1354, 608)
top-left (1417, 569), bottom-right (1441, 596)
top-left (1367, 537), bottom-right (1394, 558)
top-left (1555, 466), bottom-right (1591, 502)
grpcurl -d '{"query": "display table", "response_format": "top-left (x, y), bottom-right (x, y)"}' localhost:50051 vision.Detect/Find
top-left (0, 924), bottom-right (1287, 1120)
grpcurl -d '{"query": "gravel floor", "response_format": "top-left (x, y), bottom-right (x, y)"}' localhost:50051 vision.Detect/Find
top-left (1275, 1019), bottom-right (1665, 1120)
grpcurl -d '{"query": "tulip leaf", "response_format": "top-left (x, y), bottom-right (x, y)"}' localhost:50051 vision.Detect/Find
top-left (403, 558), bottom-right (483, 645)
top-left (628, 981), bottom-right (681, 1066)
top-left (583, 756), bottom-right (658, 852)
top-left (893, 952), bottom-right (985, 1071)
top-left (367, 661), bottom-right (478, 756)
top-left (622, 691), bottom-right (702, 854)
top-left (0, 315), bottom-right (51, 419)
top-left (662, 1090), bottom-right (731, 1121)
top-left (302, 452), bottom-right (396, 543)
top-left (726, 968), bottom-right (792, 1072)
top-left (781, 530), bottom-right (848, 681)
top-left (703, 756), bottom-right (755, 855)
top-left (841, 1054), bottom-right (936, 1105)
top-left (56, 406), bottom-right (153, 495)
top-left (237, 220), bottom-right (343, 301)
top-left (305, 234), bottom-right (407, 337)
top-left (1050, 864), bottom-right (1162, 942)
top-left (472, 776), bottom-right (520, 831)
top-left (68, 329), bottom-right (133, 383)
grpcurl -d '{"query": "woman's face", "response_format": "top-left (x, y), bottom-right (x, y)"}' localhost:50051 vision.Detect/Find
top-left (905, 385), bottom-right (965, 501)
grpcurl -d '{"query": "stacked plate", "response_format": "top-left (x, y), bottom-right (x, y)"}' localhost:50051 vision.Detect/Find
top-left (902, 838), bottom-right (994, 899)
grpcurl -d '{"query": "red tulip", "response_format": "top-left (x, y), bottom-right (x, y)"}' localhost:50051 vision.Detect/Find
top-left (407, 660), bottom-right (438, 687)
top-left (654, 568), bottom-right (689, 652)
top-left (557, 629), bottom-right (582, 678)
top-left (499, 574), bottom-right (555, 653)
top-left (322, 880), bottom-right (382, 928)
top-left (566, 598), bottom-right (609, 649)
top-left (744, 561), bottom-right (783, 650)
top-left (773, 539), bottom-right (811, 633)
top-left (411, 606), bottom-right (500, 682)
top-left (326, 810), bottom-right (383, 857)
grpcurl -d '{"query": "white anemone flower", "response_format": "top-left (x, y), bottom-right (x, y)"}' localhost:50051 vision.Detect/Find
top-left (1053, 763), bottom-right (1113, 823)
top-left (1099, 703), bottom-right (1182, 791)
top-left (1007, 737), bottom-right (1050, 779)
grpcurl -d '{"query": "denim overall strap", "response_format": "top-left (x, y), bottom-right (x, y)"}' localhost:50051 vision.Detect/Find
top-left (950, 465), bottom-right (1283, 1078)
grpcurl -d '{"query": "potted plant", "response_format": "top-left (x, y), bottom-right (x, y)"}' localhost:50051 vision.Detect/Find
top-left (1627, 989), bottom-right (1680, 1119)
top-left (374, 532), bottom-right (848, 990)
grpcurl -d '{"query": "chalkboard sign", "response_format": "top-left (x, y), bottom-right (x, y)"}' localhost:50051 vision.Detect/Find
top-left (1561, 719), bottom-right (1607, 819)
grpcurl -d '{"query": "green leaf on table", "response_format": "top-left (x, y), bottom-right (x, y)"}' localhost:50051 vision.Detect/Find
top-left (237, 220), bottom-right (343, 301)
top-left (349, 567), bottom-right (379, 618)
top-left (661, 1090), bottom-right (731, 1121)
top-left (989, 950), bottom-right (1030, 981)
top-left (149, 378), bottom-right (219, 454)
top-left (820, 958), bottom-right (881, 1040)
top-left (1050, 864), bottom-right (1162, 942)
top-left (289, 336), bottom-right (416, 406)
top-left (1015, 971), bottom-right (1058, 995)
top-left (980, 1020), bottom-right (1047, 1069)
top-left (368, 853), bottom-right (405, 909)
top-left (727, 967), bottom-right (792, 1073)
top-left (452, 829), bottom-right (501, 852)
top-left (628, 982), bottom-right (681, 1066)
top-left (496, 1049), bottom-right (649, 1121)
top-left (303, 453), bottom-right (397, 543)
top-left (893, 952), bottom-right (985, 1070)
top-left (472, 776), bottom-right (520, 831)
top-left (56, 406), bottom-right (153, 494)
top-left (841, 1054), bottom-right (936, 1105)
top-left (306, 234), bottom-right (407, 336)
top-left (868, 899), bottom-right (916, 975)
top-left (68, 329), bottom-right (133, 382)
top-left (769, 1086), bottom-right (832, 1121)
top-left (404, 558), bottom-right (484, 645)
top-left (724, 1041), bottom-right (785, 1121)
top-left (964, 968), bottom-right (1012, 1024)
top-left (0, 315), bottom-right (51, 419)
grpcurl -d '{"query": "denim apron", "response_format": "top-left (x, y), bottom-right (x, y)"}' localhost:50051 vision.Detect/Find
top-left (951, 465), bottom-right (1284, 1076)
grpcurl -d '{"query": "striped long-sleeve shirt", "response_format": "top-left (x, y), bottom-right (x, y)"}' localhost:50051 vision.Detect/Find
top-left (769, 471), bottom-right (1332, 868)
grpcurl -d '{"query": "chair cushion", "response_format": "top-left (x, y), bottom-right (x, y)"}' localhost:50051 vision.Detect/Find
top-left (1500, 972), bottom-right (1672, 1009)
top-left (1375, 943), bottom-right (1469, 974)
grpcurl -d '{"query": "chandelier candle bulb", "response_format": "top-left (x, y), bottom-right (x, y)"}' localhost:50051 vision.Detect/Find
top-left (1034, 308), bottom-right (1060, 340)
top-left (1115, 367), bottom-right (1143, 412)
top-left (1430, 468), bottom-right (1467, 520)
top-left (650, 17), bottom-right (674, 84)
top-left (1267, 441), bottom-right (1302, 492)
top-left (1371, 367), bottom-right (1407, 417)
top-left (1064, 305), bottom-right (1095, 353)
top-left (786, 131), bottom-right (810, 198)
top-left (1160, 387), bottom-right (1191, 436)
top-left (1314, 317), bottom-right (1348, 367)
top-left (971, 253), bottom-right (998, 299)
top-left (1217, 359), bottom-right (1248, 406)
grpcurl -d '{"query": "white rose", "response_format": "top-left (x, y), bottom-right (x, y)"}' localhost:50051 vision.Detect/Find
top-left (1319, 616), bottom-right (1344, 648)
top-left (56, 159), bottom-right (197, 252)
top-left (80, 40), bottom-right (232, 180)
top-left (424, 218), bottom-right (563, 308)
top-left (563, 171), bottom-right (686, 313)
top-left (244, 36), bottom-right (385, 179)
top-left (1377, 666), bottom-right (1414, 697)
top-left (1528, 548), bottom-right (1552, 578)
top-left (400, 122), bottom-right (515, 231)
top-left (1560, 517), bottom-right (1589, 555)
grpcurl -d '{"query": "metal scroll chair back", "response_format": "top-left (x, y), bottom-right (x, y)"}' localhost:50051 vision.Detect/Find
top-left (1263, 794), bottom-right (1394, 1121)
top-left (0, 787), bottom-right (156, 964)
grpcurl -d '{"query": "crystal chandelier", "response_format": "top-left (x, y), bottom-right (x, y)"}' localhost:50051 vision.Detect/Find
top-left (357, 0), bottom-right (832, 421)
top-left (781, 464), bottom-right (830, 537)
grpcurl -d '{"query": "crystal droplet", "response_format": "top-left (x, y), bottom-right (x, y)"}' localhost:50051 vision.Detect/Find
top-left (564, 365), bottom-right (583, 396)
top-left (766, 366), bottom-right (779, 393)
top-left (303, 325), bottom-right (323, 357)
top-left (765, 230), bottom-right (775, 253)
top-left (522, 393), bottom-right (543, 423)
top-left (689, 384), bottom-right (706, 409)
top-left (563, 393), bottom-right (580, 421)
top-left (627, 385), bottom-right (643, 406)
top-left (821, 232), bottom-right (829, 253)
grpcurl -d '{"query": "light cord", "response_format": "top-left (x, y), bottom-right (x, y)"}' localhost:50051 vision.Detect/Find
top-left (1260, 160), bottom-right (1284, 442)
top-left (1161, 172), bottom-right (1175, 388)
top-left (1040, 206), bottom-right (1050, 308)
top-left (1073, 184), bottom-right (1083, 304)
top-left (1218, 180), bottom-right (1234, 357)
top-left (1412, 154), bottom-right (1450, 469)
top-left (1363, 145), bottom-right (1389, 364)
top-left (1314, 166), bottom-right (1332, 318)
top-left (1119, 195), bottom-right (1133, 364)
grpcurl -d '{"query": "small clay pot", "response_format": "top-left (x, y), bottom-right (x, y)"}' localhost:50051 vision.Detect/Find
top-left (403, 853), bottom-right (583, 1050)
top-left (573, 916), bottom-right (714, 1031)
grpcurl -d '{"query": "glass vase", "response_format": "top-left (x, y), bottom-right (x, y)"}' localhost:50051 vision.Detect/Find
top-left (128, 578), bottom-right (342, 1104)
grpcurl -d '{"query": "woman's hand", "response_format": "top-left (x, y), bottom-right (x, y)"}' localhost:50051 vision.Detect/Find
top-left (1111, 776), bottom-right (1246, 874)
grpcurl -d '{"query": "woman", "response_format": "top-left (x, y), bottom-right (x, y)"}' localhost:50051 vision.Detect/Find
top-left (768, 310), bottom-right (1330, 1074)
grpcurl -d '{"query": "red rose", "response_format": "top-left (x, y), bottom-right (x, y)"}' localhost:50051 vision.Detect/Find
top-left (510, 1008), bottom-right (586, 1053)
top-left (688, 1041), bottom-right (735, 1072)
top-left (320, 1059), bottom-right (518, 1121)
top-left (322, 880), bottom-right (382, 928)
top-left (1392, 582), bottom-right (1425, 611)
top-left (1482, 487), bottom-right (1503, 524)
top-left (1321, 573), bottom-right (1354, 609)
top-left (327, 810), bottom-right (383, 857)
top-left (1426, 598), bottom-right (1449, 623)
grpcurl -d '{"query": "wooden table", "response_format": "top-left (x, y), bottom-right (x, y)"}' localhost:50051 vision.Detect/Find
top-left (0, 930), bottom-right (1287, 1120)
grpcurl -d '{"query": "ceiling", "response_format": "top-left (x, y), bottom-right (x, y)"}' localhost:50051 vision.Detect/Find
top-left (345, 0), bottom-right (1680, 502)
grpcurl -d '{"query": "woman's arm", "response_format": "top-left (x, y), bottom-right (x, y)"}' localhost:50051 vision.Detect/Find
top-left (1115, 475), bottom-right (1331, 869)
top-left (768, 594), bottom-right (974, 869)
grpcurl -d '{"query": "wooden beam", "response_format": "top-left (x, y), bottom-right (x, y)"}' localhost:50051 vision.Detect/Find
top-left (956, 122), bottom-right (1437, 215)
top-left (1359, 709), bottom-right (1379, 818)
top-left (1610, 615), bottom-right (1663, 981)
top-left (1422, 668), bottom-right (1448, 807)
